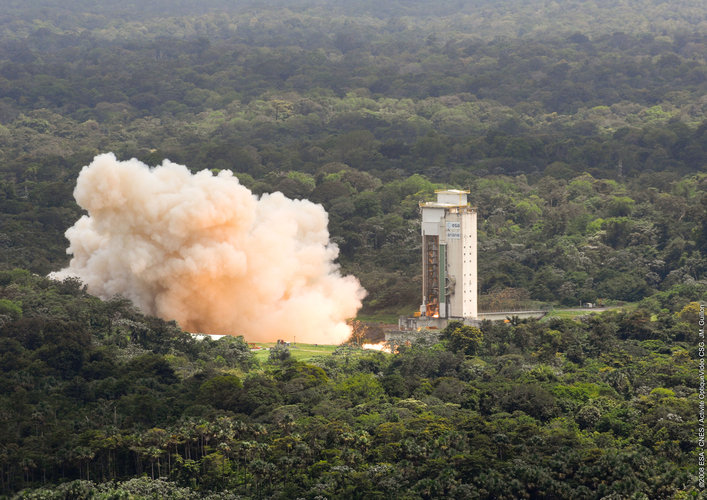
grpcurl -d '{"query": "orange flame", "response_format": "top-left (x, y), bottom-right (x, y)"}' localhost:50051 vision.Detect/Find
top-left (362, 342), bottom-right (391, 353)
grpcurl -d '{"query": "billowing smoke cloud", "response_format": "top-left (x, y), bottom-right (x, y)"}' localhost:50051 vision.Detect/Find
top-left (52, 153), bottom-right (366, 343)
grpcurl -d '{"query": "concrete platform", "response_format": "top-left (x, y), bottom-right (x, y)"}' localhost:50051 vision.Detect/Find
top-left (478, 310), bottom-right (548, 321)
top-left (397, 310), bottom-right (548, 332)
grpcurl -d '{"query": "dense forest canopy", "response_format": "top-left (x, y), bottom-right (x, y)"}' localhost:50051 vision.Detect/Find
top-left (2, 0), bottom-right (707, 41)
top-left (0, 270), bottom-right (702, 498)
top-left (1, 0), bottom-right (705, 313)
top-left (0, 1), bottom-right (705, 496)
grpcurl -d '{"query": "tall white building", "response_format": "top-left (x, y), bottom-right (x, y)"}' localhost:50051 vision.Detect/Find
top-left (419, 190), bottom-right (477, 320)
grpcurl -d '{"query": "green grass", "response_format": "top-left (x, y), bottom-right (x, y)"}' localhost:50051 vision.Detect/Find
top-left (251, 342), bottom-right (339, 362)
top-left (356, 307), bottom-right (411, 324)
top-left (356, 313), bottom-right (400, 324)
top-left (541, 304), bottom-right (631, 321)
top-left (542, 309), bottom-right (594, 320)
top-left (250, 342), bottom-right (393, 363)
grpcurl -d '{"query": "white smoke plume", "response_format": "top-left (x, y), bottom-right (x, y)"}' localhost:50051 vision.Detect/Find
top-left (52, 153), bottom-right (366, 344)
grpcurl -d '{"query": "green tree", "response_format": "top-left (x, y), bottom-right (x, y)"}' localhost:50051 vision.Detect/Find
top-left (442, 321), bottom-right (484, 355)
top-left (199, 375), bottom-right (243, 411)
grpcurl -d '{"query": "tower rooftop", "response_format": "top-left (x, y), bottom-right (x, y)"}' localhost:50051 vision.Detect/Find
top-left (435, 189), bottom-right (469, 194)
top-left (420, 189), bottom-right (471, 208)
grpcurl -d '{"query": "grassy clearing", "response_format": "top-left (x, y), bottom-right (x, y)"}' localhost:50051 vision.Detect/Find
top-left (356, 313), bottom-right (400, 324)
top-left (542, 309), bottom-right (598, 320)
top-left (250, 342), bottom-right (392, 363)
top-left (356, 306), bottom-right (411, 325)
top-left (541, 305), bottom-right (631, 321)
top-left (251, 342), bottom-right (339, 362)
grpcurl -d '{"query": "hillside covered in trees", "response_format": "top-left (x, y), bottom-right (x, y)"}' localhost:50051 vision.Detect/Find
top-left (0, 270), bottom-right (702, 498)
top-left (0, 0), bottom-right (705, 497)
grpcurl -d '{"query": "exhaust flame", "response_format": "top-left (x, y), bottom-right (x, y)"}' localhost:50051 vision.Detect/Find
top-left (51, 153), bottom-right (366, 343)
top-left (362, 342), bottom-right (391, 353)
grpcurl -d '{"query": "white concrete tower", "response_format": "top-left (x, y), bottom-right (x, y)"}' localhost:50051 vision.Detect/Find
top-left (419, 190), bottom-right (477, 320)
